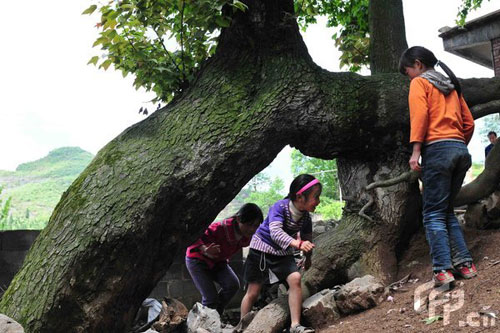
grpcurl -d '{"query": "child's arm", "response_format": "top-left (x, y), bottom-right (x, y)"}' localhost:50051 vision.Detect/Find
top-left (268, 204), bottom-right (302, 250)
top-left (198, 222), bottom-right (222, 258)
top-left (459, 95), bottom-right (475, 145)
top-left (408, 78), bottom-right (429, 145)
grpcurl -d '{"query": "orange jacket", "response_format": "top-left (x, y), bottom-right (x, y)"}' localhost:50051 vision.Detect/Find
top-left (408, 77), bottom-right (474, 144)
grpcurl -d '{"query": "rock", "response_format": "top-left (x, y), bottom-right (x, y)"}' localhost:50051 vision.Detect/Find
top-left (486, 191), bottom-right (500, 219)
top-left (232, 311), bottom-right (256, 333)
top-left (334, 275), bottom-right (385, 314)
top-left (302, 289), bottom-right (340, 329)
top-left (195, 329), bottom-right (210, 333)
top-left (152, 298), bottom-right (189, 333)
top-left (243, 297), bottom-right (289, 333)
top-left (464, 202), bottom-right (488, 229)
top-left (186, 303), bottom-right (222, 333)
top-left (0, 314), bottom-right (24, 333)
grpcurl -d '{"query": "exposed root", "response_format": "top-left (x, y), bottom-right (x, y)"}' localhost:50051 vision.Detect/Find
top-left (359, 170), bottom-right (420, 221)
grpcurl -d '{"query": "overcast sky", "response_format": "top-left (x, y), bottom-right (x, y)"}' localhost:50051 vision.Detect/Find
top-left (1, 1), bottom-right (498, 179)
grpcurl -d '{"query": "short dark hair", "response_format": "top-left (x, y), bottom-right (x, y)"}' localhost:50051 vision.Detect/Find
top-left (488, 131), bottom-right (497, 137)
top-left (286, 174), bottom-right (322, 201)
top-left (234, 203), bottom-right (263, 225)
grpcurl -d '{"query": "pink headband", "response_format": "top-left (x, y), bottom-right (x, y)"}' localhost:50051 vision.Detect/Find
top-left (296, 179), bottom-right (320, 195)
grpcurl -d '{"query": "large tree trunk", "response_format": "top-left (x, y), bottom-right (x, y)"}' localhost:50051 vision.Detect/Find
top-left (1, 0), bottom-right (500, 331)
top-left (369, 0), bottom-right (408, 73)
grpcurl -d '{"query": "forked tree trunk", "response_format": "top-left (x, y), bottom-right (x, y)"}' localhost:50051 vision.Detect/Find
top-left (1, 0), bottom-right (500, 332)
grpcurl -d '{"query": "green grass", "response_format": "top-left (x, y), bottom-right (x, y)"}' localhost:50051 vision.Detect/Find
top-left (470, 162), bottom-right (484, 178)
top-left (0, 147), bottom-right (93, 230)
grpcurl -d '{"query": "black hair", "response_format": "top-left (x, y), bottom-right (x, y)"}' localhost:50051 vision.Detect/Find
top-left (234, 203), bottom-right (263, 225)
top-left (286, 174), bottom-right (322, 201)
top-left (488, 131), bottom-right (497, 137)
top-left (399, 46), bottom-right (462, 96)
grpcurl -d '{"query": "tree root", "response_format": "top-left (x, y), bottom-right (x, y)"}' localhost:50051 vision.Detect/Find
top-left (359, 170), bottom-right (420, 221)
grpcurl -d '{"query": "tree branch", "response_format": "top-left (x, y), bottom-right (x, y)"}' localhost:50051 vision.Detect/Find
top-left (152, 27), bottom-right (182, 74)
top-left (471, 100), bottom-right (500, 120)
top-left (179, 0), bottom-right (186, 81)
top-left (455, 140), bottom-right (500, 206)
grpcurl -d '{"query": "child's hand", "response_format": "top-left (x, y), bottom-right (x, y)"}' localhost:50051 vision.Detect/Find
top-left (409, 143), bottom-right (422, 171)
top-left (409, 153), bottom-right (421, 171)
top-left (202, 243), bottom-right (221, 259)
top-left (300, 240), bottom-right (315, 253)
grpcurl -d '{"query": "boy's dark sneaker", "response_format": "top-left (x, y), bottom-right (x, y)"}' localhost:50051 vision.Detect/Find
top-left (433, 270), bottom-right (455, 287)
top-left (455, 262), bottom-right (477, 279)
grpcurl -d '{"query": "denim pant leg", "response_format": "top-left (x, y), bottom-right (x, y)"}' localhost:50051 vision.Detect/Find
top-left (185, 257), bottom-right (219, 308)
top-left (447, 151), bottom-right (473, 267)
top-left (421, 143), bottom-right (454, 271)
top-left (213, 263), bottom-right (240, 314)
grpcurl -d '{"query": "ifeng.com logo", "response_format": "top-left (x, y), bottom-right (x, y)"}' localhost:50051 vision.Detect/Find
top-left (413, 281), bottom-right (497, 328)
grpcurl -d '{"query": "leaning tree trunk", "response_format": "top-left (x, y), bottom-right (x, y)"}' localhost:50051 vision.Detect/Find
top-left (1, 0), bottom-right (500, 332)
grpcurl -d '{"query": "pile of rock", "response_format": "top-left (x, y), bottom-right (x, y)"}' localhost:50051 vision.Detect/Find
top-left (312, 219), bottom-right (338, 239)
top-left (465, 190), bottom-right (500, 229)
top-left (241, 275), bottom-right (386, 332)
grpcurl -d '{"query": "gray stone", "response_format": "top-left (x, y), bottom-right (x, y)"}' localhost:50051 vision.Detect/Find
top-left (465, 202), bottom-right (488, 229)
top-left (334, 275), bottom-right (385, 314)
top-left (244, 297), bottom-right (289, 333)
top-left (302, 289), bottom-right (340, 329)
top-left (486, 191), bottom-right (500, 219)
top-left (232, 310), bottom-right (256, 333)
top-left (0, 314), bottom-right (24, 333)
top-left (186, 303), bottom-right (222, 333)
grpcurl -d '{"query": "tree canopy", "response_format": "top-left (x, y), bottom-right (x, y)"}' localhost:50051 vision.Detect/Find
top-left (84, 0), bottom-right (484, 104)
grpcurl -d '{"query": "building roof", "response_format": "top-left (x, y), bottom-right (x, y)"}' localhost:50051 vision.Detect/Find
top-left (439, 9), bottom-right (500, 69)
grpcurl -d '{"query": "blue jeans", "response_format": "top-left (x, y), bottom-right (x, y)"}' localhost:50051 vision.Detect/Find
top-left (185, 257), bottom-right (240, 314)
top-left (421, 141), bottom-right (473, 271)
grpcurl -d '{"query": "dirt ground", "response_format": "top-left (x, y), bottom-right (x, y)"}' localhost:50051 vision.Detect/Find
top-left (319, 227), bottom-right (500, 333)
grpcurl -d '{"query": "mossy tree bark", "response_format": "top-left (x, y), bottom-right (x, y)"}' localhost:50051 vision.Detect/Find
top-left (1, 0), bottom-right (500, 332)
top-left (369, 0), bottom-right (408, 74)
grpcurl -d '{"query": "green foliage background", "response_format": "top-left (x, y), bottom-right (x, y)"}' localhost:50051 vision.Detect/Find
top-left (218, 149), bottom-right (343, 221)
top-left (291, 149), bottom-right (343, 220)
top-left (0, 147), bottom-right (93, 230)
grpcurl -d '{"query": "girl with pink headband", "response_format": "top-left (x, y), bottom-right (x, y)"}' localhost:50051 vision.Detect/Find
top-left (240, 174), bottom-right (321, 333)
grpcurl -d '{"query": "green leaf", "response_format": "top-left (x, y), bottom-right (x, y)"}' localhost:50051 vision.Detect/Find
top-left (87, 56), bottom-right (99, 66)
top-left (120, 4), bottom-right (135, 10)
top-left (422, 315), bottom-right (443, 325)
top-left (215, 16), bottom-right (231, 28)
top-left (100, 59), bottom-right (113, 70)
top-left (231, 0), bottom-right (248, 12)
top-left (82, 5), bottom-right (97, 15)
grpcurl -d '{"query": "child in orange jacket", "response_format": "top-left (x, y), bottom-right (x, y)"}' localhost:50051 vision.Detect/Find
top-left (399, 46), bottom-right (477, 287)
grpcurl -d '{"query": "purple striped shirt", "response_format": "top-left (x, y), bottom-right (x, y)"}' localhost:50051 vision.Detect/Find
top-left (250, 199), bottom-right (312, 256)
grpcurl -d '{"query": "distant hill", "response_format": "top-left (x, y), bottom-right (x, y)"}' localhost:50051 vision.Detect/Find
top-left (0, 147), bottom-right (94, 229)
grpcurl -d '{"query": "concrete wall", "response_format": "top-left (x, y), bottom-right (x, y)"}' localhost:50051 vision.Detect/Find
top-left (493, 37), bottom-right (500, 77)
top-left (0, 230), bottom-right (40, 290)
top-left (0, 230), bottom-right (245, 309)
top-left (148, 250), bottom-right (245, 309)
